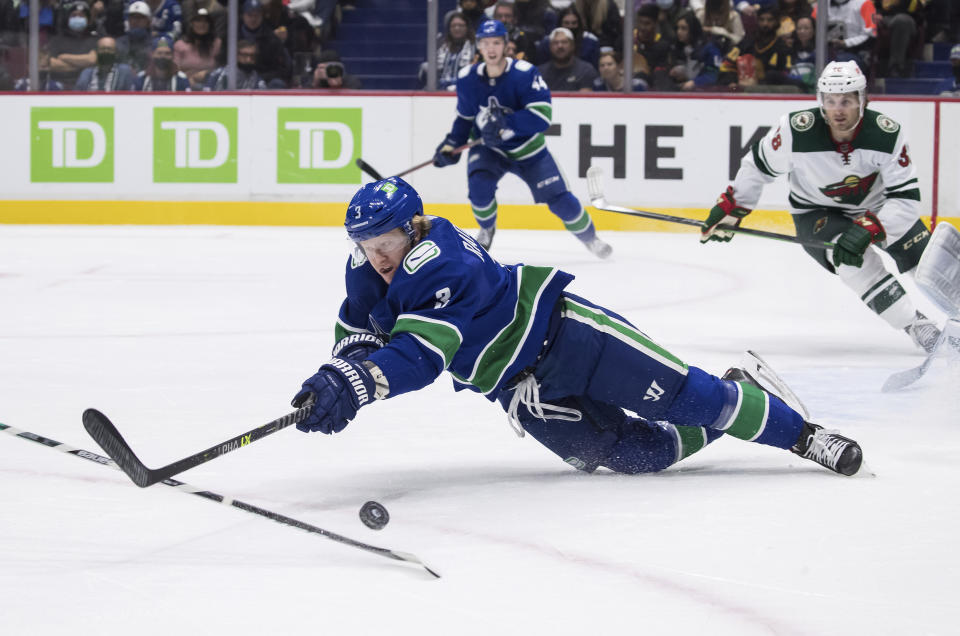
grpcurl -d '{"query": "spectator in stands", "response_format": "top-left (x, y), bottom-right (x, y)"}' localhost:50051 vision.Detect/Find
top-left (445, 0), bottom-right (487, 32)
top-left (133, 36), bottom-right (189, 90)
top-left (262, 0), bottom-right (316, 64)
top-left (491, 1), bottom-right (537, 61)
top-left (117, 1), bottom-right (154, 73)
top-left (633, 2), bottom-right (673, 90)
top-left (669, 11), bottom-right (722, 90)
top-left (592, 48), bottom-right (647, 91)
top-left (174, 8), bottom-right (221, 89)
top-left (538, 26), bottom-right (598, 90)
top-left (421, 12), bottom-right (477, 90)
top-left (923, 0), bottom-right (958, 44)
top-left (719, 5), bottom-right (798, 90)
top-left (787, 15), bottom-right (816, 91)
top-left (696, 0), bottom-right (744, 53)
top-left (181, 0), bottom-right (227, 42)
top-left (873, 0), bottom-right (922, 78)
top-left (812, 0), bottom-right (876, 74)
top-left (14, 46), bottom-right (64, 90)
top-left (574, 0), bottom-right (622, 50)
top-left (205, 38), bottom-right (267, 89)
top-left (653, 0), bottom-right (687, 43)
top-left (75, 35), bottom-right (134, 89)
top-left (535, 4), bottom-right (599, 68)
top-left (778, 0), bottom-right (813, 35)
top-left (139, 0), bottom-right (183, 42)
top-left (311, 49), bottom-right (361, 88)
top-left (14, 0), bottom-right (59, 41)
top-left (239, 0), bottom-right (291, 87)
top-left (942, 44), bottom-right (960, 97)
top-left (512, 0), bottom-right (557, 43)
top-left (47, 1), bottom-right (98, 88)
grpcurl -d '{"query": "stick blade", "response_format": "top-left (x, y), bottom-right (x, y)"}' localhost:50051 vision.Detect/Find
top-left (82, 408), bottom-right (154, 487)
top-left (585, 165), bottom-right (604, 204)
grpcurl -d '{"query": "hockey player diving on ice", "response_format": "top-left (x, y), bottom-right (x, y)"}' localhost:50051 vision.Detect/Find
top-left (291, 176), bottom-right (864, 477)
top-left (432, 19), bottom-right (612, 258)
top-left (702, 60), bottom-right (941, 353)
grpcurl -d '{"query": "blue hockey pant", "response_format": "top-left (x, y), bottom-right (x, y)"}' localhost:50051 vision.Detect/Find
top-left (466, 146), bottom-right (597, 241)
top-left (497, 293), bottom-right (806, 473)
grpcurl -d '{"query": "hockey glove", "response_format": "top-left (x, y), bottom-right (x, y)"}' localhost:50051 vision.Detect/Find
top-left (292, 358), bottom-right (376, 434)
top-left (832, 211), bottom-right (886, 268)
top-left (700, 187), bottom-right (751, 243)
top-left (433, 136), bottom-right (461, 168)
top-left (477, 106), bottom-right (515, 148)
top-left (331, 333), bottom-right (385, 362)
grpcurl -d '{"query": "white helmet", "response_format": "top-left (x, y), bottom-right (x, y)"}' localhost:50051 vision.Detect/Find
top-left (817, 61), bottom-right (867, 131)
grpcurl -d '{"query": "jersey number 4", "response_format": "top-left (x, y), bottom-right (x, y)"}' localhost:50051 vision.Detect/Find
top-left (532, 75), bottom-right (548, 92)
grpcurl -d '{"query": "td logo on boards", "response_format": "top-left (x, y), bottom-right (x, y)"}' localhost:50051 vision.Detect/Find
top-left (154, 107), bottom-right (238, 183)
top-left (31, 107), bottom-right (114, 182)
top-left (277, 108), bottom-right (361, 184)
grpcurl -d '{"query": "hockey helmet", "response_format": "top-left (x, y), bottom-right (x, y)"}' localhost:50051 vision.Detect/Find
top-left (817, 60), bottom-right (867, 127)
top-left (345, 177), bottom-right (423, 243)
top-left (476, 19), bottom-right (508, 41)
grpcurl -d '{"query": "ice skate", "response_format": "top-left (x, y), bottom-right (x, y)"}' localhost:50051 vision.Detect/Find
top-left (476, 226), bottom-right (496, 250)
top-left (905, 311), bottom-right (941, 353)
top-left (790, 422), bottom-right (863, 476)
top-left (584, 236), bottom-right (612, 259)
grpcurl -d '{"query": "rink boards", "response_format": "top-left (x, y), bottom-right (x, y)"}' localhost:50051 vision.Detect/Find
top-left (0, 92), bottom-right (956, 229)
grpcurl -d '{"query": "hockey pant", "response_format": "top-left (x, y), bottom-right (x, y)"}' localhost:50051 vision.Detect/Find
top-left (793, 209), bottom-right (931, 330)
top-left (466, 145), bottom-right (597, 242)
top-left (497, 293), bottom-right (806, 474)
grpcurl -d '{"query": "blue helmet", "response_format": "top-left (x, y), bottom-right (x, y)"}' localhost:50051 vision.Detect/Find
top-left (476, 19), bottom-right (508, 41)
top-left (345, 177), bottom-right (423, 242)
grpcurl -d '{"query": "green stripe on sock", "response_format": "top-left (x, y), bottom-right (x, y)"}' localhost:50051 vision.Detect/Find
top-left (472, 201), bottom-right (497, 221)
top-left (865, 281), bottom-right (907, 315)
top-left (564, 208), bottom-right (592, 233)
top-left (676, 426), bottom-right (707, 460)
top-left (724, 383), bottom-right (769, 441)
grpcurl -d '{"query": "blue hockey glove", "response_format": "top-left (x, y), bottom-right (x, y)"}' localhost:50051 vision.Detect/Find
top-left (832, 211), bottom-right (885, 268)
top-left (478, 107), bottom-right (516, 148)
top-left (700, 186), bottom-right (751, 243)
top-left (433, 136), bottom-right (461, 168)
top-left (331, 333), bottom-right (385, 362)
top-left (292, 358), bottom-right (376, 434)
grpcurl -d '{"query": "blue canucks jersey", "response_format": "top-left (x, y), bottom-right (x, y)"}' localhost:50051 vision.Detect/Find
top-left (335, 217), bottom-right (573, 399)
top-left (449, 58), bottom-right (554, 162)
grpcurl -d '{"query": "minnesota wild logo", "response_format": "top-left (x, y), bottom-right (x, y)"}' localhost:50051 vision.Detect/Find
top-left (820, 172), bottom-right (879, 206)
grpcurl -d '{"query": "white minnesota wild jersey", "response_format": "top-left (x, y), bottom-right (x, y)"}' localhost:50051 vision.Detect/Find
top-left (733, 107), bottom-right (921, 242)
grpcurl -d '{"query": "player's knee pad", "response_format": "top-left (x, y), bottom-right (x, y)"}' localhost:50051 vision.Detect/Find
top-left (544, 191), bottom-right (583, 223)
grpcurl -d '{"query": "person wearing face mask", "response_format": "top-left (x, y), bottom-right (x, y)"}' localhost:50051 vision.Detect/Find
top-left (133, 36), bottom-right (189, 90)
top-left (47, 1), bottom-right (98, 88)
top-left (74, 35), bottom-right (134, 90)
top-left (204, 39), bottom-right (267, 90)
top-left (116, 1), bottom-right (154, 72)
top-left (534, 5), bottom-right (599, 67)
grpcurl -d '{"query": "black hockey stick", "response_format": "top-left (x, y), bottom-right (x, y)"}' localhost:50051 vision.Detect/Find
top-left (355, 138), bottom-right (484, 182)
top-left (585, 166), bottom-right (835, 250)
top-left (82, 401), bottom-right (314, 488)
top-left (0, 422), bottom-right (439, 577)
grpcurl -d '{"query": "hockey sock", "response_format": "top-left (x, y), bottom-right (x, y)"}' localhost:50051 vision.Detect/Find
top-left (837, 247), bottom-right (916, 329)
top-left (470, 198), bottom-right (497, 229)
top-left (664, 367), bottom-right (804, 450)
top-left (546, 193), bottom-right (597, 242)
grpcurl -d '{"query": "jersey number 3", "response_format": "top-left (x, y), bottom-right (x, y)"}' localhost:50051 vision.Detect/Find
top-left (434, 287), bottom-right (451, 308)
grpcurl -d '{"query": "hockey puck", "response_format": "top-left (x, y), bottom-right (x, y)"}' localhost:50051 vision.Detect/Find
top-left (359, 501), bottom-right (389, 530)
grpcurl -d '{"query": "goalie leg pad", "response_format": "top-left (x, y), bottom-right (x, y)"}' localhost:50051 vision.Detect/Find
top-left (916, 221), bottom-right (960, 318)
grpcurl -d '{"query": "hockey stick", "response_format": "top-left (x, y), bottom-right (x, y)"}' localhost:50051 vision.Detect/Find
top-left (355, 138), bottom-right (484, 182)
top-left (585, 166), bottom-right (835, 250)
top-left (0, 422), bottom-right (439, 578)
top-left (82, 401), bottom-right (314, 488)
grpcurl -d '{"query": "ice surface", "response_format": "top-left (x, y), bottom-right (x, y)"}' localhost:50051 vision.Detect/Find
top-left (1, 225), bottom-right (957, 636)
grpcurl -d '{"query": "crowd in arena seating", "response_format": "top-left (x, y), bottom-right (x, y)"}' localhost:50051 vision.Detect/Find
top-left (0, 0), bottom-right (957, 93)
top-left (425, 0), bottom-right (960, 95)
top-left (0, 0), bottom-right (353, 90)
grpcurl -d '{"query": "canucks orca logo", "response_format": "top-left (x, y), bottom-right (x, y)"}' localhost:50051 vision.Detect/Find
top-left (819, 172), bottom-right (879, 206)
top-left (485, 96), bottom-right (514, 115)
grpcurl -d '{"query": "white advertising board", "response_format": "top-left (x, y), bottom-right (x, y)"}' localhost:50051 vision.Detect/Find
top-left (0, 93), bottom-right (948, 217)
